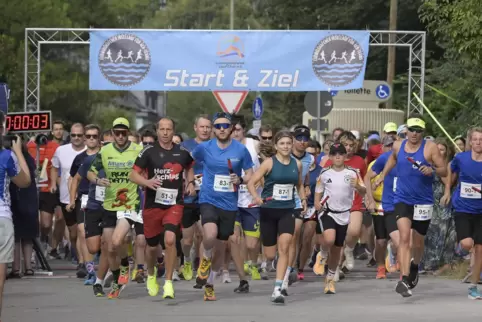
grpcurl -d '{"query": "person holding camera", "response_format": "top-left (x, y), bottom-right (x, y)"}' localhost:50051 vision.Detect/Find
top-left (0, 129), bottom-right (32, 321)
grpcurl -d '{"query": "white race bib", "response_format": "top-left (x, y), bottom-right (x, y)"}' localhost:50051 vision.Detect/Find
top-left (194, 175), bottom-right (203, 191)
top-left (413, 204), bottom-right (433, 221)
top-left (155, 187), bottom-right (178, 205)
top-left (95, 186), bottom-right (105, 202)
top-left (273, 184), bottom-right (294, 201)
top-left (117, 210), bottom-right (140, 223)
top-left (304, 206), bottom-right (316, 219)
top-left (393, 177), bottom-right (397, 192)
top-left (460, 182), bottom-right (481, 199)
top-left (239, 184), bottom-right (248, 194)
top-left (213, 175), bottom-right (234, 192)
top-left (80, 194), bottom-right (88, 209)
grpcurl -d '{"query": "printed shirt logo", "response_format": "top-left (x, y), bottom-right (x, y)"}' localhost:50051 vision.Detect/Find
top-left (154, 163), bottom-right (183, 181)
top-left (312, 34), bottom-right (365, 87)
top-left (98, 33), bottom-right (151, 87)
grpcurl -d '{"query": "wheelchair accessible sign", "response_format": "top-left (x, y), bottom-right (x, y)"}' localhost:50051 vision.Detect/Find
top-left (333, 80), bottom-right (392, 102)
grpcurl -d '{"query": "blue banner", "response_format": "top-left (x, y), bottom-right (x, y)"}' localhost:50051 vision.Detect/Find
top-left (0, 83), bottom-right (9, 115)
top-left (89, 30), bottom-right (370, 92)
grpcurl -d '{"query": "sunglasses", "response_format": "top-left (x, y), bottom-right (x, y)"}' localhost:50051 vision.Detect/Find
top-left (142, 141), bottom-right (153, 145)
top-left (213, 123), bottom-right (231, 130)
top-left (70, 133), bottom-right (83, 138)
top-left (407, 127), bottom-right (424, 133)
top-left (295, 135), bottom-right (309, 142)
top-left (261, 136), bottom-right (273, 140)
top-left (85, 134), bottom-right (98, 139)
top-left (113, 130), bottom-right (128, 137)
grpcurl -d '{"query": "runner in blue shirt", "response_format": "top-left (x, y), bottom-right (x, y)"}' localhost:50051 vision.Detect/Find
top-left (444, 127), bottom-right (482, 299)
top-left (191, 112), bottom-right (254, 301)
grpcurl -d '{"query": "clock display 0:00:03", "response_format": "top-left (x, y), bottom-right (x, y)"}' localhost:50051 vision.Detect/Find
top-left (5, 113), bottom-right (50, 131)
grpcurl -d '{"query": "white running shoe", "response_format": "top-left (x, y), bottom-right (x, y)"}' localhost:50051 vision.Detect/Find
top-left (172, 270), bottom-right (181, 281)
top-left (222, 270), bottom-right (231, 283)
top-left (344, 247), bottom-right (355, 271)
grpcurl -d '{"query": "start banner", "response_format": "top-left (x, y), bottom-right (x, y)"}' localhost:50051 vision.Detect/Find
top-left (89, 30), bottom-right (370, 92)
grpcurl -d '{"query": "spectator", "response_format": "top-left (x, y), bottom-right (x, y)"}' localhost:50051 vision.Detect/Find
top-left (351, 130), bottom-right (367, 159)
top-left (397, 124), bottom-right (408, 139)
top-left (259, 124), bottom-right (273, 143)
top-left (331, 127), bottom-right (344, 141)
top-left (454, 135), bottom-right (466, 154)
top-left (315, 139), bottom-right (334, 165)
top-left (9, 139), bottom-right (39, 278)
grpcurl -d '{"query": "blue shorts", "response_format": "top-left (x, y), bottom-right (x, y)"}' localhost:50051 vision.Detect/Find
top-left (235, 207), bottom-right (260, 238)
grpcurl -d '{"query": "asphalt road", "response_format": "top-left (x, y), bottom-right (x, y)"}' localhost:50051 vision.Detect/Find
top-left (4, 261), bottom-right (482, 322)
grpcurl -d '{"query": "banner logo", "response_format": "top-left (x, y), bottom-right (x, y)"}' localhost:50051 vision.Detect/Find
top-left (98, 34), bottom-right (151, 87)
top-left (312, 34), bottom-right (365, 87)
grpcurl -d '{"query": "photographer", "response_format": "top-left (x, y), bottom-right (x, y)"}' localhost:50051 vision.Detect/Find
top-left (0, 111), bottom-right (32, 321)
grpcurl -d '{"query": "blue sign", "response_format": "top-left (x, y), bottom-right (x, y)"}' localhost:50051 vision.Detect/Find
top-left (376, 84), bottom-right (390, 100)
top-left (89, 31), bottom-right (370, 92)
top-left (330, 90), bottom-right (338, 96)
top-left (0, 83), bottom-right (9, 115)
top-left (252, 97), bottom-right (263, 120)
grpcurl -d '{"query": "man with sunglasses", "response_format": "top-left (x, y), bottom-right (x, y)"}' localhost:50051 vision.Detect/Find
top-left (259, 125), bottom-right (273, 142)
top-left (51, 123), bottom-right (86, 277)
top-left (179, 115), bottom-right (212, 282)
top-left (87, 117), bottom-right (143, 299)
top-left (283, 125), bottom-right (311, 292)
top-left (192, 112), bottom-right (254, 301)
top-left (376, 114), bottom-right (447, 297)
top-left (66, 124), bottom-right (101, 285)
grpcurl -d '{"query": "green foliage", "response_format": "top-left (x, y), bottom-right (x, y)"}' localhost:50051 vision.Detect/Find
top-left (90, 105), bottom-right (136, 131)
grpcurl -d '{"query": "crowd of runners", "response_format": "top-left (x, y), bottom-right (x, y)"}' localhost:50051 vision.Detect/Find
top-left (4, 111), bottom-right (482, 306)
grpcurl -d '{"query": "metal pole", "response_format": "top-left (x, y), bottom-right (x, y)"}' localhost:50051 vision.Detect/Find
top-left (316, 91), bottom-right (321, 142)
top-left (230, 0), bottom-right (234, 30)
top-left (37, 44), bottom-right (41, 111)
top-left (24, 29), bottom-right (28, 112)
top-left (386, 0), bottom-right (398, 109)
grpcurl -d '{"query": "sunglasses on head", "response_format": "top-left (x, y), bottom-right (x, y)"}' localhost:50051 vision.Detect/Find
top-left (295, 135), bottom-right (309, 142)
top-left (407, 127), bottom-right (424, 133)
top-left (85, 134), bottom-right (98, 139)
top-left (261, 136), bottom-right (273, 140)
top-left (213, 123), bottom-right (231, 130)
top-left (113, 130), bottom-right (128, 137)
top-left (70, 133), bottom-right (83, 138)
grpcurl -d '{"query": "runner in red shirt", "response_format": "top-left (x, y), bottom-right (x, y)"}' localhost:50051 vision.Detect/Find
top-left (319, 131), bottom-right (367, 272)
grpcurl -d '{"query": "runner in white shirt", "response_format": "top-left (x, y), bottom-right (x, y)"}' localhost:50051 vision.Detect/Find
top-left (314, 143), bottom-right (366, 295)
top-left (51, 123), bottom-right (86, 275)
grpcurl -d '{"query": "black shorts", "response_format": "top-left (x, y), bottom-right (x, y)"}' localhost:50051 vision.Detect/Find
top-left (39, 192), bottom-right (58, 214)
top-left (84, 208), bottom-right (104, 238)
top-left (294, 209), bottom-right (303, 220)
top-left (318, 214), bottom-right (348, 247)
top-left (133, 222), bottom-right (144, 236)
top-left (200, 203), bottom-right (236, 241)
top-left (362, 211), bottom-right (373, 227)
top-left (260, 207), bottom-right (295, 247)
top-left (394, 202), bottom-right (431, 236)
top-left (182, 204), bottom-right (200, 229)
top-left (102, 210), bottom-right (119, 229)
top-left (454, 213), bottom-right (482, 245)
top-left (61, 202), bottom-right (77, 227)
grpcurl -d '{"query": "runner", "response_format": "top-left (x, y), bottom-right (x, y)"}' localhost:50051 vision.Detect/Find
top-left (376, 115), bottom-right (447, 297)
top-left (442, 127), bottom-right (482, 299)
top-left (51, 123), bottom-right (86, 277)
top-left (130, 117), bottom-right (195, 299)
top-left (66, 124), bottom-right (101, 285)
top-left (364, 135), bottom-right (399, 279)
top-left (191, 112), bottom-right (254, 301)
top-left (259, 125), bottom-right (273, 143)
top-left (180, 114), bottom-right (212, 281)
top-left (247, 130), bottom-right (306, 303)
top-left (87, 117), bottom-right (143, 299)
top-left (314, 143), bottom-right (366, 294)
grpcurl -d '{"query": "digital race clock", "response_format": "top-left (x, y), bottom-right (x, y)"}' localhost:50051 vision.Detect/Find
top-left (5, 111), bottom-right (52, 133)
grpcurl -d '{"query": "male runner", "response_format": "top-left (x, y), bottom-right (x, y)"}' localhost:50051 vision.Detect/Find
top-left (51, 123), bottom-right (86, 277)
top-left (130, 117), bottom-right (195, 299)
top-left (192, 112), bottom-right (254, 301)
top-left (87, 117), bottom-right (143, 299)
top-left (376, 115), bottom-right (447, 297)
top-left (259, 125), bottom-right (273, 143)
top-left (442, 127), bottom-right (482, 299)
top-left (67, 124), bottom-right (101, 284)
top-left (51, 120), bottom-right (65, 144)
top-left (180, 114), bottom-right (212, 281)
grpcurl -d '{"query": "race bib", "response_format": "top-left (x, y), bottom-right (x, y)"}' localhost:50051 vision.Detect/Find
top-left (194, 176), bottom-right (203, 190)
top-left (393, 177), bottom-right (397, 192)
top-left (80, 194), bottom-right (88, 209)
top-left (117, 210), bottom-right (140, 223)
top-left (239, 184), bottom-right (248, 194)
top-left (213, 175), bottom-right (234, 192)
top-left (460, 182), bottom-right (481, 199)
top-left (273, 184), bottom-right (294, 201)
top-left (413, 204), bottom-right (433, 221)
top-left (155, 187), bottom-right (178, 205)
top-left (95, 186), bottom-right (105, 202)
top-left (303, 206), bottom-right (316, 219)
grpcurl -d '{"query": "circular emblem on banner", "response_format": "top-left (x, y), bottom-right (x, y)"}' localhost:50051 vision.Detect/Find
top-left (312, 34), bottom-right (365, 87)
top-left (98, 34), bottom-right (151, 87)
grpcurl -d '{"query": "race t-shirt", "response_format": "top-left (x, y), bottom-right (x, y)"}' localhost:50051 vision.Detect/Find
top-left (51, 143), bottom-right (86, 204)
top-left (133, 143), bottom-right (193, 209)
top-left (181, 138), bottom-right (204, 204)
top-left (70, 151), bottom-right (93, 198)
top-left (371, 151), bottom-right (397, 212)
top-left (90, 142), bottom-right (141, 212)
top-left (27, 140), bottom-right (59, 192)
top-left (78, 154), bottom-right (105, 211)
top-left (192, 139), bottom-right (253, 211)
top-left (451, 151), bottom-right (482, 214)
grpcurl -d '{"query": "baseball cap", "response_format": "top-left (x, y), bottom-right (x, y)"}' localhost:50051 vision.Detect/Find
top-left (383, 122), bottom-right (397, 133)
top-left (367, 133), bottom-right (381, 142)
top-left (329, 143), bottom-right (347, 155)
top-left (406, 117), bottom-right (426, 129)
top-left (382, 136), bottom-right (395, 146)
top-left (397, 124), bottom-right (407, 135)
top-left (212, 112), bottom-right (232, 123)
top-left (113, 117), bottom-right (130, 129)
top-left (350, 130), bottom-right (361, 140)
top-left (293, 127), bottom-right (310, 138)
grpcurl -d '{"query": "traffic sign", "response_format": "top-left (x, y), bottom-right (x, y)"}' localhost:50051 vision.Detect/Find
top-left (252, 97), bottom-right (263, 120)
top-left (375, 84), bottom-right (390, 100)
top-left (330, 90), bottom-right (338, 97)
top-left (0, 83), bottom-right (10, 115)
top-left (304, 91), bottom-right (333, 118)
top-left (252, 120), bottom-right (262, 129)
top-left (333, 80), bottom-right (392, 103)
top-left (212, 90), bottom-right (249, 114)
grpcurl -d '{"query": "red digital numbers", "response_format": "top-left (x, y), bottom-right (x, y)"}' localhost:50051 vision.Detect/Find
top-left (32, 114), bottom-right (40, 129)
top-left (5, 111), bottom-right (51, 133)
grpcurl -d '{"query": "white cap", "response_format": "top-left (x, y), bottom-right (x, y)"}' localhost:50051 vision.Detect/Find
top-left (350, 130), bottom-right (361, 140)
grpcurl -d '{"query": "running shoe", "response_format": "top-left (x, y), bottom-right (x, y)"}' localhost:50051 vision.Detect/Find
top-left (260, 267), bottom-right (269, 280)
top-left (93, 283), bottom-right (105, 297)
top-left (343, 247), bottom-right (355, 271)
top-left (288, 270), bottom-right (297, 286)
top-left (271, 288), bottom-right (285, 304)
top-left (118, 265), bottom-right (129, 285)
top-left (163, 281), bottom-right (175, 299)
top-left (222, 270), bottom-right (231, 283)
top-left (104, 271), bottom-right (114, 288)
top-left (234, 280), bottom-right (249, 293)
top-left (135, 269), bottom-right (145, 283)
top-left (376, 266), bottom-right (387, 279)
top-left (204, 284), bottom-right (216, 301)
top-left (407, 259), bottom-right (419, 289)
top-left (84, 274), bottom-right (96, 286)
top-left (172, 270), bottom-right (181, 281)
top-left (196, 257), bottom-right (211, 285)
top-left (313, 252), bottom-right (327, 276)
top-left (468, 286), bottom-right (482, 300)
top-left (395, 280), bottom-right (412, 297)
top-left (324, 278), bottom-right (336, 294)
top-left (251, 265), bottom-right (261, 280)
top-left (182, 262), bottom-right (193, 281)
top-left (108, 282), bottom-right (125, 299)
top-left (297, 271), bottom-right (305, 281)
top-left (76, 264), bottom-right (87, 279)
top-left (147, 267), bottom-right (159, 297)
top-left (244, 262), bottom-right (250, 274)
top-left (131, 268), bottom-right (138, 281)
